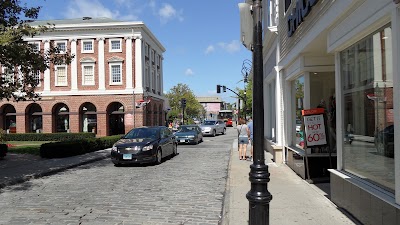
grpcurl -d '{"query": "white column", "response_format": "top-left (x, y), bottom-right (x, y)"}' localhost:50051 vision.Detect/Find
top-left (97, 37), bottom-right (106, 91)
top-left (43, 40), bottom-right (51, 92)
top-left (70, 38), bottom-right (78, 91)
top-left (134, 35), bottom-right (143, 93)
top-left (160, 56), bottom-right (164, 94)
top-left (125, 36), bottom-right (133, 90)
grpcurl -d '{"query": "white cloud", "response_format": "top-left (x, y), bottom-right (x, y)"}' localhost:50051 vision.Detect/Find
top-left (205, 45), bottom-right (215, 54)
top-left (218, 40), bottom-right (241, 53)
top-left (64, 0), bottom-right (139, 21)
top-left (158, 3), bottom-right (184, 23)
top-left (185, 68), bottom-right (194, 76)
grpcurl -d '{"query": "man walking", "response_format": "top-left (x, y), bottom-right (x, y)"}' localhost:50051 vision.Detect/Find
top-left (247, 117), bottom-right (253, 161)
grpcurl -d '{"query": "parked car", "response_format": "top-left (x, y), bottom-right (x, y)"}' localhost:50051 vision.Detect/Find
top-left (174, 125), bottom-right (203, 144)
top-left (199, 119), bottom-right (226, 137)
top-left (374, 125), bottom-right (394, 158)
top-left (111, 126), bottom-right (178, 166)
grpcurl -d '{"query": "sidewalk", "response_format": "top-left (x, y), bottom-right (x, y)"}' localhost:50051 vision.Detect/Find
top-left (221, 139), bottom-right (361, 225)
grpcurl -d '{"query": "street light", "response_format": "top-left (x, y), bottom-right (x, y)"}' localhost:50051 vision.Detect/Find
top-left (240, 0), bottom-right (272, 224)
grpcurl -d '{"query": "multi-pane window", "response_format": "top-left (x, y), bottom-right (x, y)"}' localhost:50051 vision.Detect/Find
top-left (56, 41), bottom-right (67, 54)
top-left (110, 64), bottom-right (122, 84)
top-left (145, 43), bottom-right (149, 57)
top-left (29, 42), bottom-right (40, 52)
top-left (109, 39), bottom-right (122, 52)
top-left (32, 70), bottom-right (40, 86)
top-left (2, 68), bottom-right (14, 86)
top-left (82, 40), bottom-right (93, 53)
top-left (82, 65), bottom-right (94, 85)
top-left (55, 66), bottom-right (67, 86)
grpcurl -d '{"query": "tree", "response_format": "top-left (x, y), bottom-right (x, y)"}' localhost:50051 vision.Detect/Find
top-left (165, 83), bottom-right (204, 124)
top-left (235, 77), bottom-right (253, 118)
top-left (0, 0), bottom-right (73, 101)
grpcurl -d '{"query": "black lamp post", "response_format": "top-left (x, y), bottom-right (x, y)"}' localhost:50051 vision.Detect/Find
top-left (246, 0), bottom-right (272, 224)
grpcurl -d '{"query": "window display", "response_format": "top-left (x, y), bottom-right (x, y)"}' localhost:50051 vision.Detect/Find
top-left (340, 25), bottom-right (394, 192)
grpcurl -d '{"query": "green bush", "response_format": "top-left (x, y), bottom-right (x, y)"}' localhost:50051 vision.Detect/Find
top-left (6, 133), bottom-right (96, 142)
top-left (39, 135), bottom-right (122, 158)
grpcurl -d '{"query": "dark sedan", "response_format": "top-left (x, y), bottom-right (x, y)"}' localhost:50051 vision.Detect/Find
top-left (111, 126), bottom-right (178, 166)
top-left (174, 125), bottom-right (203, 144)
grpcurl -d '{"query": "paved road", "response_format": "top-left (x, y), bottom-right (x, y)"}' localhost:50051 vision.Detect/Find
top-left (0, 128), bottom-right (237, 225)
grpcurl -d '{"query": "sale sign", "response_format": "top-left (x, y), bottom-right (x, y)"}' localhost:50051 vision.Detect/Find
top-left (303, 114), bottom-right (327, 146)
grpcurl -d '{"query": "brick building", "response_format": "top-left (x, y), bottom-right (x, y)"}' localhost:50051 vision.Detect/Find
top-left (0, 17), bottom-right (167, 137)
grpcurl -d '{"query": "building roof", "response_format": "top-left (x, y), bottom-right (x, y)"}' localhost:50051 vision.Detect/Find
top-left (25, 17), bottom-right (166, 52)
top-left (27, 17), bottom-right (121, 26)
top-left (197, 96), bottom-right (222, 103)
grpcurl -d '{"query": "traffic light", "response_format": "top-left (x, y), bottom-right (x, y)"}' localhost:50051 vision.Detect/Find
top-left (217, 85), bottom-right (221, 93)
top-left (181, 98), bottom-right (187, 108)
top-left (223, 86), bottom-right (226, 92)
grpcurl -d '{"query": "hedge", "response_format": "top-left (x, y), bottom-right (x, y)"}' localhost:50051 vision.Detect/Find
top-left (5, 133), bottom-right (96, 142)
top-left (40, 135), bottom-right (122, 158)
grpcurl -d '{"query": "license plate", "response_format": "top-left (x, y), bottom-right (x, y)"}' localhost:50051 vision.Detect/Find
top-left (123, 154), bottom-right (132, 160)
top-left (180, 139), bottom-right (185, 143)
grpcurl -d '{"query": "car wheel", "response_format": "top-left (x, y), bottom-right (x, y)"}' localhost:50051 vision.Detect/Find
top-left (114, 163), bottom-right (121, 167)
top-left (212, 130), bottom-right (216, 137)
top-left (172, 144), bottom-right (178, 156)
top-left (222, 128), bottom-right (226, 135)
top-left (155, 149), bottom-right (162, 164)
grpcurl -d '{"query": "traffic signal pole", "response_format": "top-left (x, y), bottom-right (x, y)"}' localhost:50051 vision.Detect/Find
top-left (216, 85), bottom-right (246, 118)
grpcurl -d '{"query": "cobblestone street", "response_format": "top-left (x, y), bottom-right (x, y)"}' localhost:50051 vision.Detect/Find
top-left (0, 129), bottom-right (236, 225)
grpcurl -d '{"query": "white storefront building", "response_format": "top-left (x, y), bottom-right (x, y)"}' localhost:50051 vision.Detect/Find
top-left (262, 0), bottom-right (400, 224)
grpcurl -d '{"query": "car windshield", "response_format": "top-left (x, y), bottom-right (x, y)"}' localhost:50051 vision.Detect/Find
top-left (178, 126), bottom-right (195, 132)
top-left (203, 121), bottom-right (216, 125)
top-left (123, 128), bottom-right (159, 139)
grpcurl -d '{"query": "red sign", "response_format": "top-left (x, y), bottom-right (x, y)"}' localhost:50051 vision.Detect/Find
top-left (302, 108), bottom-right (324, 116)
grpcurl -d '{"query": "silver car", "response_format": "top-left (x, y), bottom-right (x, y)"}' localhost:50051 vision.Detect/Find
top-left (199, 119), bottom-right (226, 137)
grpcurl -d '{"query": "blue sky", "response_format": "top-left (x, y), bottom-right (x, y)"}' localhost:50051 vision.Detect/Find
top-left (26, 0), bottom-right (252, 103)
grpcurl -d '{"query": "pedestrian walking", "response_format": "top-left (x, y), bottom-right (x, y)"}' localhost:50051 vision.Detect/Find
top-left (247, 117), bottom-right (253, 161)
top-left (237, 118), bottom-right (249, 160)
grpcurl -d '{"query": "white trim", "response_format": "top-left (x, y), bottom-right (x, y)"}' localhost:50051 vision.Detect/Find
top-left (98, 38), bottom-right (106, 91)
top-left (125, 37), bottom-right (133, 89)
top-left (109, 38), bottom-right (122, 52)
top-left (55, 65), bottom-right (68, 86)
top-left (392, 5), bottom-right (400, 204)
top-left (81, 63), bottom-right (95, 86)
top-left (109, 62), bottom-right (123, 85)
top-left (70, 39), bottom-right (78, 91)
top-left (55, 40), bottom-right (67, 54)
top-left (81, 39), bottom-right (94, 53)
top-left (43, 41), bottom-right (51, 92)
top-left (28, 41), bottom-right (40, 52)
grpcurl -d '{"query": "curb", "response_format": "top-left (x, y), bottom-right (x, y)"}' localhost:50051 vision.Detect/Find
top-left (219, 140), bottom-right (237, 225)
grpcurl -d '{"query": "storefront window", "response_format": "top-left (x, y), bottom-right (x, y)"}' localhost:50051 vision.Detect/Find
top-left (293, 76), bottom-right (304, 148)
top-left (340, 25), bottom-right (394, 191)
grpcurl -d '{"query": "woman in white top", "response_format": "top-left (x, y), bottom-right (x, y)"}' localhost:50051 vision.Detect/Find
top-left (237, 118), bottom-right (250, 160)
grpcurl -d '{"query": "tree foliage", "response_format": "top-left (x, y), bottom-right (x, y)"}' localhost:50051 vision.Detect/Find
top-left (0, 0), bottom-right (74, 101)
top-left (165, 83), bottom-right (204, 123)
top-left (235, 77), bottom-right (253, 118)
